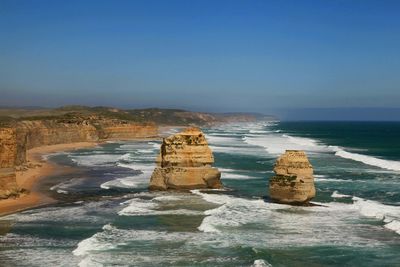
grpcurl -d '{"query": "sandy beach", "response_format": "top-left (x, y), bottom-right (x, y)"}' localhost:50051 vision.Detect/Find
top-left (0, 142), bottom-right (99, 217)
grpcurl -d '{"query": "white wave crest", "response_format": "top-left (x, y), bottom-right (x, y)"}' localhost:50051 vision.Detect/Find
top-left (352, 196), bottom-right (400, 235)
top-left (118, 153), bottom-right (132, 161)
top-left (221, 171), bottom-right (256, 180)
top-left (331, 191), bottom-right (351, 198)
top-left (148, 141), bottom-right (161, 150)
top-left (100, 176), bottom-right (144, 189)
top-left (73, 224), bottom-right (117, 257)
top-left (331, 146), bottom-right (400, 171)
top-left (241, 124), bottom-right (400, 172)
top-left (242, 134), bottom-right (328, 155)
top-left (101, 162), bottom-right (154, 189)
top-left (385, 220), bottom-right (400, 234)
top-left (69, 154), bottom-right (123, 167)
top-left (118, 196), bottom-right (203, 216)
top-left (252, 259), bottom-right (272, 267)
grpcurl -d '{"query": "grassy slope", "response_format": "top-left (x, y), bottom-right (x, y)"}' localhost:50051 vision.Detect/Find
top-left (0, 106), bottom-right (267, 127)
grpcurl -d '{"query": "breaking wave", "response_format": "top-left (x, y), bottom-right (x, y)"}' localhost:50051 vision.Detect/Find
top-left (241, 122), bottom-right (400, 172)
top-left (330, 146), bottom-right (400, 171)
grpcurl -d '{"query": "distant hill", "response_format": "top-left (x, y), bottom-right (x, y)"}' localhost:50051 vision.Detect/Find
top-left (0, 106), bottom-right (276, 127)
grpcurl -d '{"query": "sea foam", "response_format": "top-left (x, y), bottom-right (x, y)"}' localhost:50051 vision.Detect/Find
top-left (118, 195), bottom-right (203, 216)
top-left (193, 190), bottom-right (400, 246)
top-left (69, 153), bottom-right (124, 167)
top-left (243, 123), bottom-right (400, 172)
top-left (242, 134), bottom-right (328, 155)
top-left (330, 146), bottom-right (400, 171)
top-left (331, 191), bottom-right (351, 198)
top-left (252, 259), bottom-right (273, 267)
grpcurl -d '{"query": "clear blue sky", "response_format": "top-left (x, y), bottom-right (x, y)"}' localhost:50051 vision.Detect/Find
top-left (1, 0), bottom-right (399, 118)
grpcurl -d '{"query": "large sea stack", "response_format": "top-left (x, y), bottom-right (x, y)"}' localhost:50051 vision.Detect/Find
top-left (149, 127), bottom-right (222, 190)
top-left (269, 150), bottom-right (316, 204)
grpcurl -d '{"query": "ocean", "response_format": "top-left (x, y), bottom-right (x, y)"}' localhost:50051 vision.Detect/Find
top-left (1, 121), bottom-right (400, 267)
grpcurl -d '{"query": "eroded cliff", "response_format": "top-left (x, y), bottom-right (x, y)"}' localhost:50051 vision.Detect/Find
top-left (149, 127), bottom-right (222, 190)
top-left (0, 128), bottom-right (17, 168)
top-left (0, 116), bottom-right (158, 199)
top-left (269, 150), bottom-right (316, 204)
top-left (0, 128), bottom-right (19, 198)
top-left (13, 117), bottom-right (158, 165)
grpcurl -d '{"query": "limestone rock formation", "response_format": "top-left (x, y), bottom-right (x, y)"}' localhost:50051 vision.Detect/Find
top-left (149, 127), bottom-right (222, 190)
top-left (269, 150), bottom-right (316, 204)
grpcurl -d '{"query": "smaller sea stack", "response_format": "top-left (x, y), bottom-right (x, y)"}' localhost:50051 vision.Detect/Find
top-left (149, 127), bottom-right (222, 191)
top-left (269, 150), bottom-right (316, 204)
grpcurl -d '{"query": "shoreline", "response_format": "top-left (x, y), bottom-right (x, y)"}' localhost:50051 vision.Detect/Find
top-left (0, 142), bottom-right (100, 217)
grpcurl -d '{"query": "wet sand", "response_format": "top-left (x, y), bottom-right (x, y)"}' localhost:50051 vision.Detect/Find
top-left (0, 142), bottom-right (99, 217)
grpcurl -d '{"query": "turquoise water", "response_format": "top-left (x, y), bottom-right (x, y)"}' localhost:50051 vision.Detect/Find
top-left (1, 122), bottom-right (400, 266)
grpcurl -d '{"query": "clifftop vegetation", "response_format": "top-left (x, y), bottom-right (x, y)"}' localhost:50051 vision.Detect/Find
top-left (0, 106), bottom-right (271, 127)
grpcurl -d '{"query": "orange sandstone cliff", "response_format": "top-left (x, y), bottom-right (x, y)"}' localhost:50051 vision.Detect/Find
top-left (0, 117), bottom-right (158, 198)
top-left (0, 128), bottom-right (19, 199)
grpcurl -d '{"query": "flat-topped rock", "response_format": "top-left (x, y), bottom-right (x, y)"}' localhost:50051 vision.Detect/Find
top-left (149, 127), bottom-right (222, 190)
top-left (159, 127), bottom-right (214, 167)
top-left (269, 150), bottom-right (316, 204)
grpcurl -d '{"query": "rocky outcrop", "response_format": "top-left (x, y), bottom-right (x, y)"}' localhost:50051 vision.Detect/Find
top-left (149, 127), bottom-right (222, 190)
top-left (269, 150), bottom-right (316, 204)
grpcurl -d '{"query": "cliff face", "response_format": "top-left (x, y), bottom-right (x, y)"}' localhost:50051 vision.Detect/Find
top-left (0, 118), bottom-right (158, 199)
top-left (101, 124), bottom-right (158, 140)
top-left (269, 150), bottom-right (316, 204)
top-left (0, 128), bottom-right (17, 168)
top-left (149, 127), bottom-right (222, 190)
top-left (0, 128), bottom-right (18, 198)
top-left (13, 119), bottom-right (157, 165)
top-left (17, 120), bottom-right (98, 149)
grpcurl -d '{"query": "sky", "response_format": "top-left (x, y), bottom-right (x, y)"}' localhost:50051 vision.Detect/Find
top-left (1, 0), bottom-right (400, 120)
